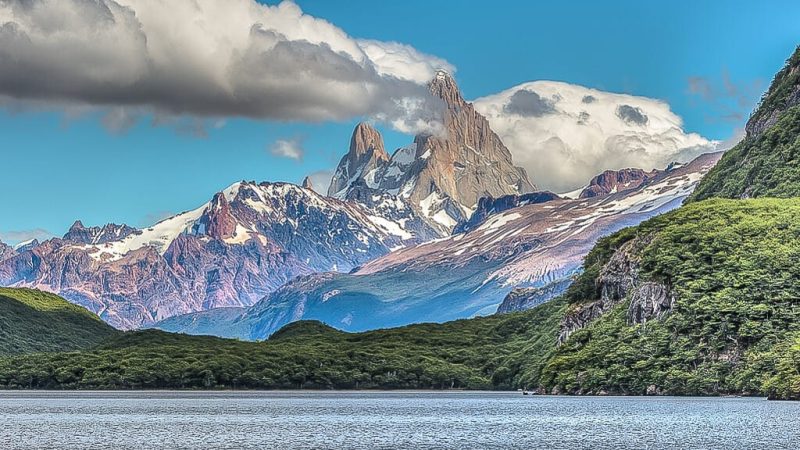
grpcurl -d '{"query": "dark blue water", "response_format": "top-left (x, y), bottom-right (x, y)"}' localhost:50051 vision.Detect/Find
top-left (1, 391), bottom-right (798, 449)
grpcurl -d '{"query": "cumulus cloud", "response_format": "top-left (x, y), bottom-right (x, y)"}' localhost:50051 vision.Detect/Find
top-left (474, 81), bottom-right (719, 193)
top-left (0, 0), bottom-right (452, 134)
top-left (269, 138), bottom-right (304, 161)
top-left (504, 90), bottom-right (557, 117)
top-left (0, 228), bottom-right (55, 245)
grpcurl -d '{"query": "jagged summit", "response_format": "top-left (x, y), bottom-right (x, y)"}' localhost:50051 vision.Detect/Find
top-left (327, 72), bottom-right (535, 231)
top-left (327, 122), bottom-right (389, 197)
top-left (301, 176), bottom-right (314, 191)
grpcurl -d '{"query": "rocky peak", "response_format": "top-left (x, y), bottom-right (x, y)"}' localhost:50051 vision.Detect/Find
top-left (0, 240), bottom-right (15, 262)
top-left (579, 168), bottom-right (658, 199)
top-left (327, 122), bottom-right (390, 197)
top-left (301, 176), bottom-right (314, 191)
top-left (329, 71), bottom-right (535, 231)
top-left (63, 220), bottom-right (138, 244)
top-left (428, 70), bottom-right (465, 109)
top-left (197, 192), bottom-right (237, 240)
top-left (350, 122), bottom-right (388, 161)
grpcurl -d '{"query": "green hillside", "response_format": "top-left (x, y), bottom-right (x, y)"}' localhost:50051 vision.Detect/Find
top-left (0, 288), bottom-right (119, 355)
top-left (538, 198), bottom-right (800, 399)
top-left (0, 297), bottom-right (565, 390)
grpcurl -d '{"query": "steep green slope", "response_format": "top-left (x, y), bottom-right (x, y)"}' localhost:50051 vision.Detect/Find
top-left (0, 298), bottom-right (565, 389)
top-left (689, 46), bottom-right (800, 201)
top-left (0, 288), bottom-right (119, 355)
top-left (537, 198), bottom-right (800, 399)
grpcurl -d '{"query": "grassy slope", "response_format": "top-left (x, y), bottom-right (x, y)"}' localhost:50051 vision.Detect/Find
top-left (0, 297), bottom-right (565, 390)
top-left (537, 198), bottom-right (800, 399)
top-left (0, 288), bottom-right (119, 355)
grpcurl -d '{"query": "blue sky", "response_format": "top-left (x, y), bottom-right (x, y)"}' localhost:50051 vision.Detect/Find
top-left (0, 0), bottom-right (798, 244)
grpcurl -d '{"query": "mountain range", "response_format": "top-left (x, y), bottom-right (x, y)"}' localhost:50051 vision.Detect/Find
top-left (0, 69), bottom-right (720, 333)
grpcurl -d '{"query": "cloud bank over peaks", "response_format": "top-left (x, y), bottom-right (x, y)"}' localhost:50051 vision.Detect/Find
top-left (473, 81), bottom-right (719, 192)
top-left (0, 0), bottom-right (453, 135)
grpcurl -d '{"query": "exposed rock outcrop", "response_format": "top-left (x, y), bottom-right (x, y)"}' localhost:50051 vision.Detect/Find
top-left (455, 191), bottom-right (561, 234)
top-left (63, 221), bottom-right (139, 245)
top-left (328, 122), bottom-right (389, 197)
top-left (557, 234), bottom-right (677, 344)
top-left (0, 240), bottom-right (15, 262)
top-left (627, 282), bottom-right (675, 325)
top-left (579, 168), bottom-right (658, 199)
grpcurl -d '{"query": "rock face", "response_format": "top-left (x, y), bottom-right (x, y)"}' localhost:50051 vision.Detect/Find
top-left (627, 282), bottom-right (675, 325)
top-left (328, 122), bottom-right (390, 197)
top-left (301, 176), bottom-right (314, 191)
top-left (156, 152), bottom-right (720, 340)
top-left (0, 181), bottom-right (437, 329)
top-left (496, 277), bottom-right (573, 314)
top-left (63, 221), bottom-right (139, 245)
top-left (0, 241), bottom-right (15, 262)
top-left (329, 71), bottom-right (535, 231)
top-left (454, 191), bottom-right (561, 234)
top-left (579, 168), bottom-right (658, 199)
top-left (557, 234), bottom-right (676, 345)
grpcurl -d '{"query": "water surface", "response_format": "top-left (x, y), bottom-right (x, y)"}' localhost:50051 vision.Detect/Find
top-left (1, 391), bottom-right (798, 449)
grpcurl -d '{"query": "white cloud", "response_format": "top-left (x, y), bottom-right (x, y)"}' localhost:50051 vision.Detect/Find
top-left (473, 81), bottom-right (719, 192)
top-left (0, 0), bottom-right (452, 134)
top-left (269, 138), bottom-right (304, 161)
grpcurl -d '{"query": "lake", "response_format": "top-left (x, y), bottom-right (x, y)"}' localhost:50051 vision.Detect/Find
top-left (1, 391), bottom-right (798, 449)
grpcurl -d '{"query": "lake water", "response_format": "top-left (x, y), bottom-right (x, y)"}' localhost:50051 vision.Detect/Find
top-left (1, 391), bottom-right (798, 449)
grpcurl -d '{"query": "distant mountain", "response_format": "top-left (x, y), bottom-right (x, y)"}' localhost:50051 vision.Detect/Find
top-left (689, 46), bottom-right (800, 201)
top-left (329, 71), bottom-right (535, 231)
top-left (0, 287), bottom-right (118, 355)
top-left (155, 152), bottom-right (720, 339)
top-left (0, 240), bottom-right (14, 263)
top-left (0, 182), bottom-right (438, 329)
top-left (575, 168), bottom-right (659, 199)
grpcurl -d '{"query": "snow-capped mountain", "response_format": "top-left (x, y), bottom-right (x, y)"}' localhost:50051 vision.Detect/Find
top-left (0, 181), bottom-right (438, 329)
top-left (154, 152), bottom-right (721, 340)
top-left (329, 71), bottom-right (536, 232)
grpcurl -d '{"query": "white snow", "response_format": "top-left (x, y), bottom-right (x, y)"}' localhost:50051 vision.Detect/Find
top-left (432, 210), bottom-right (457, 228)
top-left (224, 223), bottom-right (252, 245)
top-left (367, 215), bottom-right (412, 240)
top-left (12, 238), bottom-right (36, 250)
top-left (477, 212), bottom-right (522, 233)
